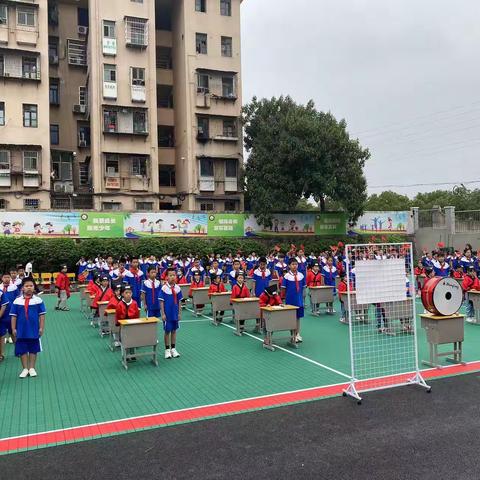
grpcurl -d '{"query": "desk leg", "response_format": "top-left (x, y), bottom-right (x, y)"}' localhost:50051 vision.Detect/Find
top-left (234, 314), bottom-right (242, 336)
top-left (152, 343), bottom-right (158, 367)
top-left (422, 342), bottom-right (437, 368)
top-left (121, 346), bottom-right (128, 370)
top-left (262, 331), bottom-right (275, 352)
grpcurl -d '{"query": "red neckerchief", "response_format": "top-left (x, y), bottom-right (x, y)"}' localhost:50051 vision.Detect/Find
top-left (151, 280), bottom-right (156, 305)
top-left (293, 272), bottom-right (300, 293)
top-left (261, 269), bottom-right (265, 279)
top-left (169, 283), bottom-right (178, 305)
top-left (24, 296), bottom-right (31, 321)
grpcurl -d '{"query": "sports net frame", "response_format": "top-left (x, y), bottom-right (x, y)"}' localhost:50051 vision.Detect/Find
top-left (343, 242), bottom-right (430, 403)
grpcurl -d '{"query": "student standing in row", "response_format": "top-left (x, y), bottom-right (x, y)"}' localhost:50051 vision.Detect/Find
top-left (10, 277), bottom-right (46, 378)
top-left (160, 268), bottom-right (183, 359)
top-left (282, 258), bottom-right (305, 343)
top-left (1, 273), bottom-right (18, 350)
top-left (54, 264), bottom-right (71, 311)
top-left (141, 267), bottom-right (161, 318)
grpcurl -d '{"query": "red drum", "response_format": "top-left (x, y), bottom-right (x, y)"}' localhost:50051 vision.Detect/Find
top-left (422, 277), bottom-right (463, 316)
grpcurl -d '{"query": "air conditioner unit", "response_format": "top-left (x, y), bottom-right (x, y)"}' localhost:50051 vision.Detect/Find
top-left (65, 184), bottom-right (74, 194)
top-left (79, 140), bottom-right (87, 148)
top-left (73, 104), bottom-right (86, 114)
top-left (106, 167), bottom-right (117, 175)
top-left (49, 55), bottom-right (59, 64)
top-left (53, 183), bottom-right (63, 193)
top-left (78, 26), bottom-right (88, 35)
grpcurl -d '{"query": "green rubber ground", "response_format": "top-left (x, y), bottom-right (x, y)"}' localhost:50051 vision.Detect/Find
top-left (0, 293), bottom-right (478, 441)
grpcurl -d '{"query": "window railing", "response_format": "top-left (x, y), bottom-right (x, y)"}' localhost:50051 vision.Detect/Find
top-left (0, 64), bottom-right (40, 80)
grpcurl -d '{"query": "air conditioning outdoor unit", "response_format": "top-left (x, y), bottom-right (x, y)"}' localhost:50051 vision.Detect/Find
top-left (107, 167), bottom-right (117, 175)
top-left (78, 26), bottom-right (88, 35)
top-left (79, 140), bottom-right (87, 148)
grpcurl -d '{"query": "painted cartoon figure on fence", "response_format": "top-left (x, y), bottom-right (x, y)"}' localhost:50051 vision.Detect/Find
top-left (45, 222), bottom-right (55, 234)
top-left (12, 221), bottom-right (24, 234)
top-left (2, 222), bottom-right (12, 235)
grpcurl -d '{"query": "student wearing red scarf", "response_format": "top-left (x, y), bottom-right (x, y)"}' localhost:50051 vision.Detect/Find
top-left (160, 268), bottom-right (183, 359)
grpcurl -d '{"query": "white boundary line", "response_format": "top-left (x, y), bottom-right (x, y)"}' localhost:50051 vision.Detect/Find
top-left (185, 307), bottom-right (351, 380)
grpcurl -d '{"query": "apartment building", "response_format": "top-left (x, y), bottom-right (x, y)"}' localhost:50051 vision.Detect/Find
top-left (0, 0), bottom-right (244, 212)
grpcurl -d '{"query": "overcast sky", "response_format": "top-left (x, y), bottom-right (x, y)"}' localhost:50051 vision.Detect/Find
top-left (241, 0), bottom-right (480, 197)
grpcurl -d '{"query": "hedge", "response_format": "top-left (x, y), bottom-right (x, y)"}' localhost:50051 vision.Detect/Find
top-left (0, 234), bottom-right (409, 273)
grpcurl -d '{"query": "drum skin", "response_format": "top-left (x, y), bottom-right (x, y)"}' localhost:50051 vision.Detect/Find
top-left (422, 276), bottom-right (463, 316)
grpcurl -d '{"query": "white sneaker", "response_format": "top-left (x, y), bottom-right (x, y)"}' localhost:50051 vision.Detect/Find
top-left (466, 317), bottom-right (475, 323)
top-left (164, 349), bottom-right (172, 359)
top-left (29, 368), bottom-right (37, 377)
top-left (295, 334), bottom-right (303, 343)
top-left (114, 341), bottom-right (121, 347)
top-left (171, 348), bottom-right (180, 358)
top-left (7, 337), bottom-right (13, 344)
top-left (19, 369), bottom-right (29, 378)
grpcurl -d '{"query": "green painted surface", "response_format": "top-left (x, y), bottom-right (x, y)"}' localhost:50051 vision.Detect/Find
top-left (0, 294), bottom-right (478, 442)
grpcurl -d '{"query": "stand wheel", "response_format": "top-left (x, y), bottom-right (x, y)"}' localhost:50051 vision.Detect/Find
top-left (427, 387), bottom-right (432, 393)
top-left (357, 400), bottom-right (362, 405)
top-left (342, 392), bottom-right (347, 397)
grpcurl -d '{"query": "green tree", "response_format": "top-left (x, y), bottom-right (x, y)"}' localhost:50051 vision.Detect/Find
top-left (365, 191), bottom-right (411, 211)
top-left (412, 186), bottom-right (480, 210)
top-left (243, 96), bottom-right (370, 225)
top-left (295, 198), bottom-right (319, 211)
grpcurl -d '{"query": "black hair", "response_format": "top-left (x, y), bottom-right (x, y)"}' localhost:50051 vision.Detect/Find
top-left (147, 266), bottom-right (157, 274)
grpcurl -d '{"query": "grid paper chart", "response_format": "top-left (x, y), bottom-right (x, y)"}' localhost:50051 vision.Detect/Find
top-left (355, 258), bottom-right (407, 304)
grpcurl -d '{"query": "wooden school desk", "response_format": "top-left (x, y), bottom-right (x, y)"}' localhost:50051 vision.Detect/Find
top-left (261, 305), bottom-right (298, 351)
top-left (118, 317), bottom-right (159, 370)
top-left (78, 285), bottom-right (87, 313)
top-left (231, 297), bottom-right (261, 336)
top-left (345, 291), bottom-right (369, 324)
top-left (210, 292), bottom-right (233, 325)
top-left (191, 287), bottom-right (211, 316)
top-left (97, 301), bottom-right (110, 337)
top-left (467, 290), bottom-right (480, 324)
top-left (105, 309), bottom-right (119, 351)
top-left (420, 313), bottom-right (465, 368)
top-left (179, 284), bottom-right (191, 308)
top-left (309, 286), bottom-right (335, 315)
top-left (88, 295), bottom-right (96, 325)
top-left (246, 277), bottom-right (255, 294)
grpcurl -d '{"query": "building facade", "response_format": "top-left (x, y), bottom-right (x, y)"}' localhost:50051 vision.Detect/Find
top-left (0, 0), bottom-right (244, 212)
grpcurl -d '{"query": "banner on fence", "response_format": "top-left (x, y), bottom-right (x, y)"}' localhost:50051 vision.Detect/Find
top-left (0, 211), bottom-right (349, 238)
top-left (351, 211), bottom-right (413, 234)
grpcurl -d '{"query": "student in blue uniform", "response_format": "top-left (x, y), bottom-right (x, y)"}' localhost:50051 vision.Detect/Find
top-left (141, 267), bottom-right (161, 317)
top-left (125, 257), bottom-right (144, 307)
top-left (282, 258), bottom-right (306, 344)
top-left (432, 252), bottom-right (450, 277)
top-left (321, 257), bottom-right (338, 314)
top-left (160, 268), bottom-right (183, 360)
top-left (10, 277), bottom-right (46, 378)
top-left (253, 257), bottom-right (272, 298)
top-left (0, 273), bottom-right (19, 352)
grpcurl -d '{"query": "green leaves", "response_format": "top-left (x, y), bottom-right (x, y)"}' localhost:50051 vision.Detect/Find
top-left (243, 96), bottom-right (370, 223)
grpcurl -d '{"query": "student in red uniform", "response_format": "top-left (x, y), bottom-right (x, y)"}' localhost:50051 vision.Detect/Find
top-left (92, 275), bottom-right (114, 314)
top-left (414, 260), bottom-right (424, 297)
top-left (115, 285), bottom-right (140, 326)
top-left (259, 285), bottom-right (284, 347)
top-left (307, 262), bottom-right (323, 313)
top-left (54, 264), bottom-right (71, 311)
top-left (453, 265), bottom-right (464, 279)
top-left (176, 269), bottom-right (188, 285)
top-left (462, 266), bottom-right (480, 322)
top-left (230, 271), bottom-right (252, 333)
top-left (105, 283), bottom-right (123, 311)
top-left (208, 273), bottom-right (226, 323)
top-left (189, 270), bottom-right (205, 312)
top-left (337, 272), bottom-right (353, 324)
top-left (87, 273), bottom-right (101, 297)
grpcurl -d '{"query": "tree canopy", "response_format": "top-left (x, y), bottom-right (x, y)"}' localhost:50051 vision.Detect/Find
top-left (243, 96), bottom-right (370, 225)
top-left (364, 191), bottom-right (411, 211)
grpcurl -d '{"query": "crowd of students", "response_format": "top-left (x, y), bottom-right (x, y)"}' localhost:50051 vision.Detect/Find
top-left (2, 243), bottom-right (479, 378)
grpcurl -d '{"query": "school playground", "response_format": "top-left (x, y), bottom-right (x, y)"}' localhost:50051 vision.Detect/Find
top-left (1, 292), bottom-right (480, 464)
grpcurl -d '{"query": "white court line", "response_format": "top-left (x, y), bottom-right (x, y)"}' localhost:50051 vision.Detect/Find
top-left (186, 308), bottom-right (351, 380)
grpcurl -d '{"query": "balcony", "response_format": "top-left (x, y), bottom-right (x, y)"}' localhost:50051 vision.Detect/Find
top-left (125, 17), bottom-right (148, 48)
top-left (103, 81), bottom-right (117, 100)
top-left (199, 176), bottom-right (215, 192)
top-left (103, 107), bottom-right (149, 136)
top-left (131, 84), bottom-right (146, 103)
top-left (0, 55), bottom-right (41, 81)
top-left (0, 168), bottom-right (11, 187)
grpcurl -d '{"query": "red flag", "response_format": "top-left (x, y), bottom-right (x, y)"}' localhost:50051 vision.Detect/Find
top-left (437, 242), bottom-right (445, 248)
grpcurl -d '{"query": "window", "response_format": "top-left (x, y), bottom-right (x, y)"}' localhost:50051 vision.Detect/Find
top-left (103, 64), bottom-right (116, 82)
top-left (157, 125), bottom-right (175, 147)
top-left (197, 117), bottom-right (209, 139)
top-left (23, 151), bottom-right (38, 171)
top-left (131, 67), bottom-right (145, 86)
top-left (79, 86), bottom-right (87, 106)
top-left (103, 110), bottom-right (117, 132)
top-left (133, 111), bottom-right (147, 134)
top-left (50, 79), bottom-right (60, 105)
top-left (157, 84), bottom-right (173, 108)
top-left (222, 76), bottom-right (235, 97)
top-left (200, 202), bottom-right (214, 212)
top-left (131, 0), bottom-right (144, 3)
top-left (22, 57), bottom-right (38, 79)
top-left (49, 37), bottom-right (59, 63)
top-left (225, 158), bottom-right (238, 178)
top-left (196, 33), bottom-right (207, 54)
top-left (67, 39), bottom-right (87, 66)
top-left (197, 73), bottom-right (209, 93)
top-left (102, 202), bottom-right (122, 211)
top-left (125, 17), bottom-right (148, 47)
top-left (0, 5), bottom-right (7, 25)
top-left (17, 7), bottom-right (35, 27)
top-left (0, 102), bottom-right (4, 126)
top-left (105, 155), bottom-right (119, 175)
top-left (24, 199), bottom-right (40, 210)
top-left (136, 202), bottom-right (153, 211)
top-left (0, 199), bottom-right (5, 210)
top-left (156, 46), bottom-right (172, 69)
top-left (223, 119), bottom-right (236, 138)
top-left (78, 124), bottom-right (90, 147)
top-left (103, 20), bottom-right (115, 38)
top-left (131, 156), bottom-right (147, 176)
top-left (79, 162), bottom-right (89, 186)
top-left (52, 151), bottom-right (73, 181)
top-left (77, 7), bottom-right (89, 27)
top-left (0, 55), bottom-right (4, 76)
top-left (200, 158), bottom-right (214, 177)
top-left (224, 200), bottom-right (237, 211)
top-left (50, 124), bottom-right (59, 145)
top-left (23, 104), bottom-right (38, 128)
top-left (221, 36), bottom-right (232, 57)
top-left (195, 0), bottom-right (206, 12)
top-left (159, 165), bottom-right (175, 187)
top-left (0, 151), bottom-right (10, 170)
top-left (220, 0), bottom-right (232, 16)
